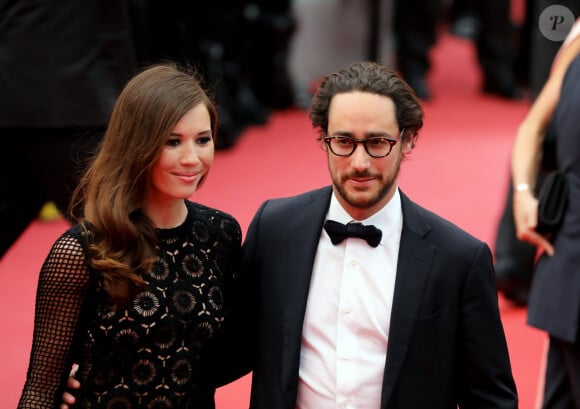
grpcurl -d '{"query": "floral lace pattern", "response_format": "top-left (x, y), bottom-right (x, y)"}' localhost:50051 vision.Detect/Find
top-left (18, 201), bottom-right (241, 409)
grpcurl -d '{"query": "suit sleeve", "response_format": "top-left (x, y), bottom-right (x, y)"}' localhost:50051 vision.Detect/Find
top-left (209, 204), bottom-right (265, 386)
top-left (457, 242), bottom-right (518, 409)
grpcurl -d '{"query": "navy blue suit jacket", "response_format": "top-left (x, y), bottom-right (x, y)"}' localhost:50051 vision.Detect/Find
top-left (232, 186), bottom-right (517, 409)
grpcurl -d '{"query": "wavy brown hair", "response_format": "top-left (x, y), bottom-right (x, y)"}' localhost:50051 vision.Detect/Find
top-left (70, 63), bottom-right (218, 308)
top-left (310, 61), bottom-right (424, 148)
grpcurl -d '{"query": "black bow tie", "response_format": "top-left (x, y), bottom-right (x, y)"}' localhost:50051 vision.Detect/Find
top-left (324, 220), bottom-right (382, 247)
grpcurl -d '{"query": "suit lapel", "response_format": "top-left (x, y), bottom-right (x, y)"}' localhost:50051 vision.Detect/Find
top-left (380, 192), bottom-right (435, 408)
top-left (281, 187), bottom-right (333, 390)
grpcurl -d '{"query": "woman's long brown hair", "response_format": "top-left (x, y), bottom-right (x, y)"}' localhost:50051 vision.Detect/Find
top-left (70, 63), bottom-right (218, 308)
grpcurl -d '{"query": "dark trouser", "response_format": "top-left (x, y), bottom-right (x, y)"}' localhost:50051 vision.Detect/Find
top-left (473, 0), bottom-right (515, 81)
top-left (541, 336), bottom-right (580, 409)
top-left (394, 0), bottom-right (515, 80)
top-left (394, 0), bottom-right (441, 77)
top-left (0, 127), bottom-right (103, 259)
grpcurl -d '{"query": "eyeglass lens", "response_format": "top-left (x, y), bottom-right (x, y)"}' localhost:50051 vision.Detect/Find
top-left (326, 136), bottom-right (396, 157)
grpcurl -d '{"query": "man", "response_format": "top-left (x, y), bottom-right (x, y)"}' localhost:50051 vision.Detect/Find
top-left (62, 61), bottom-right (518, 408)
top-left (233, 61), bottom-right (518, 408)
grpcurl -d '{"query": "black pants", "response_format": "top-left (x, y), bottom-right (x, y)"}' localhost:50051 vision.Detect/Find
top-left (0, 127), bottom-right (103, 259)
top-left (394, 0), bottom-right (514, 79)
top-left (542, 336), bottom-right (580, 409)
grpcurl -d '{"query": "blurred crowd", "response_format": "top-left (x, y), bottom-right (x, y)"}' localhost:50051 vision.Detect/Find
top-left (2, 0), bottom-right (579, 271)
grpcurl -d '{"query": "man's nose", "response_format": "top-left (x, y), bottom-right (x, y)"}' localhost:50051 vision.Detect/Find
top-left (350, 142), bottom-right (371, 168)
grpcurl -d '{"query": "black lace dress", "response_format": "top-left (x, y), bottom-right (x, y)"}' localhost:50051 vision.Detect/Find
top-left (18, 200), bottom-right (242, 409)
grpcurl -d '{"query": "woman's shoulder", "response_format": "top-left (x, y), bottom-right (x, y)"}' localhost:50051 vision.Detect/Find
top-left (185, 200), bottom-right (240, 225)
top-left (39, 223), bottom-right (92, 286)
top-left (185, 200), bottom-right (242, 242)
top-left (58, 223), bottom-right (94, 245)
top-left (46, 224), bottom-right (91, 259)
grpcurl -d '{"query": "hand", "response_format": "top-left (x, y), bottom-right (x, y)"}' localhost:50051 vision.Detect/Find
top-left (513, 189), bottom-right (554, 256)
top-left (59, 364), bottom-right (80, 409)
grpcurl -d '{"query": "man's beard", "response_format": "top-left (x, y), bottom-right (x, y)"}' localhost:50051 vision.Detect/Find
top-left (331, 154), bottom-right (402, 211)
top-left (334, 172), bottom-right (396, 210)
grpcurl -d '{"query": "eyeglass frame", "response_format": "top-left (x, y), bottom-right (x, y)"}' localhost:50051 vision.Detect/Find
top-left (322, 128), bottom-right (405, 158)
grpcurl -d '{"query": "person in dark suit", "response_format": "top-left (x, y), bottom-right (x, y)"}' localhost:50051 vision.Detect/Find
top-left (0, 0), bottom-right (136, 259)
top-left (492, 0), bottom-right (580, 307)
top-left (231, 61), bottom-right (518, 408)
top-left (512, 21), bottom-right (580, 408)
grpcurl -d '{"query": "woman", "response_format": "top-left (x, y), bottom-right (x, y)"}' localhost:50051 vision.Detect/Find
top-left (512, 19), bottom-right (580, 409)
top-left (18, 64), bottom-right (243, 408)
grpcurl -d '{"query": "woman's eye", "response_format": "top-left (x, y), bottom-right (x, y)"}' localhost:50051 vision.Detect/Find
top-left (166, 138), bottom-right (181, 147)
top-left (196, 136), bottom-right (213, 145)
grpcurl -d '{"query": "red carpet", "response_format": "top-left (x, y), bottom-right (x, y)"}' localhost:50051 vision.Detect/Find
top-left (0, 32), bottom-right (545, 408)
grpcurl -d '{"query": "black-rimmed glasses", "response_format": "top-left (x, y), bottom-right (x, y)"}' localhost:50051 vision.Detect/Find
top-left (323, 134), bottom-right (399, 158)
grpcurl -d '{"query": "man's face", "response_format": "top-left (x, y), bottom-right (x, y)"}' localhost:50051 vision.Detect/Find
top-left (324, 91), bottom-right (412, 220)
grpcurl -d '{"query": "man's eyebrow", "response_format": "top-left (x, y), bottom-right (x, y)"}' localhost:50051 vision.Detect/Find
top-left (329, 131), bottom-right (394, 138)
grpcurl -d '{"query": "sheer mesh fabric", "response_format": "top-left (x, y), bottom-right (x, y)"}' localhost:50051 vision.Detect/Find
top-left (18, 201), bottom-right (242, 409)
top-left (18, 231), bottom-right (91, 408)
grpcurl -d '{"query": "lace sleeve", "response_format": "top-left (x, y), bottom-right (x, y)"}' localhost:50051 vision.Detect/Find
top-left (18, 231), bottom-right (92, 408)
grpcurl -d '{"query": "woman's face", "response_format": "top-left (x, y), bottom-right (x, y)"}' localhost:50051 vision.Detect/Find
top-left (148, 103), bottom-right (214, 206)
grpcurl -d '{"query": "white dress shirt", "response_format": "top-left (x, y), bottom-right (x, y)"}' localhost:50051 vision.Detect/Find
top-left (296, 189), bottom-right (403, 409)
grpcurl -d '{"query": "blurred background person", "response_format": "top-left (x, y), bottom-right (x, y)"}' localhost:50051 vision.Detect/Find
top-left (493, 1), bottom-right (580, 305)
top-left (511, 17), bottom-right (580, 408)
top-left (127, 0), bottom-right (297, 149)
top-left (0, 0), bottom-right (137, 259)
top-left (393, 0), bottom-right (523, 100)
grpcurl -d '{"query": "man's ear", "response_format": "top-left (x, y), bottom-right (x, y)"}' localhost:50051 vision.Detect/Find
top-left (402, 134), bottom-right (417, 153)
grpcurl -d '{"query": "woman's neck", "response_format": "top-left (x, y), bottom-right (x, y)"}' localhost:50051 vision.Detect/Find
top-left (143, 199), bottom-right (188, 229)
